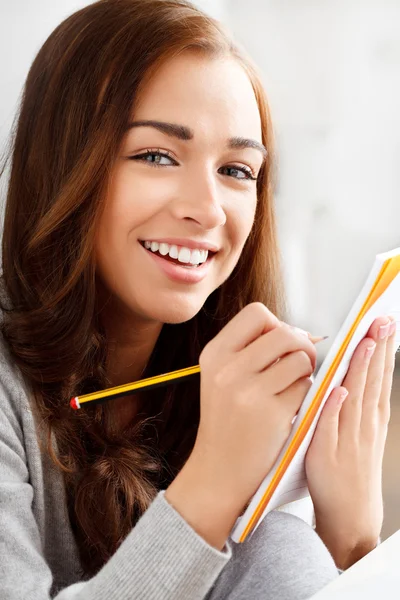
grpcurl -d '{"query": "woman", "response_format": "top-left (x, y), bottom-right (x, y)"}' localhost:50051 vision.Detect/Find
top-left (0, 0), bottom-right (396, 598)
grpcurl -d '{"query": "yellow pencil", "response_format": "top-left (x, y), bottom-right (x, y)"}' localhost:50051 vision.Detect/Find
top-left (70, 333), bottom-right (328, 410)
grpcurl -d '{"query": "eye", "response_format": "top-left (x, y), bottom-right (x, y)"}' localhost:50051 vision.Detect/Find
top-left (129, 149), bottom-right (178, 166)
top-left (128, 151), bottom-right (257, 180)
top-left (219, 165), bottom-right (257, 181)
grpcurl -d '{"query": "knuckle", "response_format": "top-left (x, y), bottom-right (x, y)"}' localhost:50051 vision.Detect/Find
top-left (249, 301), bottom-right (268, 314)
top-left (296, 350), bottom-right (313, 374)
top-left (199, 344), bottom-right (212, 365)
top-left (245, 302), bottom-right (267, 319)
top-left (369, 374), bottom-right (381, 390)
top-left (378, 405), bottom-right (391, 427)
top-left (213, 360), bottom-right (238, 389)
top-left (277, 323), bottom-right (294, 345)
top-left (363, 418), bottom-right (380, 443)
top-left (383, 360), bottom-right (395, 378)
top-left (248, 301), bottom-right (279, 325)
top-left (378, 414), bottom-right (391, 438)
top-left (298, 376), bottom-right (313, 401)
top-left (280, 324), bottom-right (316, 364)
top-left (346, 435), bottom-right (360, 453)
top-left (280, 321), bottom-right (297, 338)
top-left (275, 325), bottom-right (298, 351)
top-left (199, 341), bottom-right (219, 367)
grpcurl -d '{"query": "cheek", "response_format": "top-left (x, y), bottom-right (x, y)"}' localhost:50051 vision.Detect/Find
top-left (223, 198), bottom-right (256, 268)
top-left (97, 169), bottom-right (173, 246)
top-left (233, 195), bottom-right (257, 241)
top-left (107, 171), bottom-right (158, 225)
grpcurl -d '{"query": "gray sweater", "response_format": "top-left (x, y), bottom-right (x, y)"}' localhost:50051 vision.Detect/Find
top-left (0, 329), bottom-right (341, 600)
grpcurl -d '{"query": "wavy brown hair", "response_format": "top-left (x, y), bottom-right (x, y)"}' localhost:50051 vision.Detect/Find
top-left (0, 0), bottom-right (287, 577)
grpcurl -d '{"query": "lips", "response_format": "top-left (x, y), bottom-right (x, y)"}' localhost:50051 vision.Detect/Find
top-left (139, 240), bottom-right (215, 283)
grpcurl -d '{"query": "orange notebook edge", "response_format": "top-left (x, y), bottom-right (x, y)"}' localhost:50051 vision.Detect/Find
top-left (238, 253), bottom-right (400, 542)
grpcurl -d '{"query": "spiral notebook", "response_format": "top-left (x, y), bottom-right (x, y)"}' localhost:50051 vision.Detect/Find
top-left (230, 246), bottom-right (400, 543)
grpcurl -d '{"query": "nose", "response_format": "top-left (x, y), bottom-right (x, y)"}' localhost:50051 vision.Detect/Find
top-left (169, 168), bottom-right (226, 229)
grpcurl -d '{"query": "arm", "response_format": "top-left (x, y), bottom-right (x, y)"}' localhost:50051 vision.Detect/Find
top-left (0, 383), bottom-right (231, 600)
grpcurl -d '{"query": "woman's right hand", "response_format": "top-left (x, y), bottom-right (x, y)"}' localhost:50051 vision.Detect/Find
top-left (165, 302), bottom-right (317, 549)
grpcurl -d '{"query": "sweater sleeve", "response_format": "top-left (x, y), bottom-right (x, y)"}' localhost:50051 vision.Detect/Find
top-left (0, 379), bottom-right (231, 600)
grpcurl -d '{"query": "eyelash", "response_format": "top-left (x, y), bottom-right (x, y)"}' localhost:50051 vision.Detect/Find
top-left (128, 149), bottom-right (258, 181)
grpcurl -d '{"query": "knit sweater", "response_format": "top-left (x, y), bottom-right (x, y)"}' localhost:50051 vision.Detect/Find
top-left (0, 327), bottom-right (341, 600)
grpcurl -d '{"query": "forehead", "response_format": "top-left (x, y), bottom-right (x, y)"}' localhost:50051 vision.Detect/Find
top-left (132, 52), bottom-right (262, 142)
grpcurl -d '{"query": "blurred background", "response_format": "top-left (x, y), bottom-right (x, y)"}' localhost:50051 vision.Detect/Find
top-left (0, 0), bottom-right (399, 540)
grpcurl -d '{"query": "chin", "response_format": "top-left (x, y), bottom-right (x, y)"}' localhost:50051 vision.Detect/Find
top-left (144, 300), bottom-right (204, 324)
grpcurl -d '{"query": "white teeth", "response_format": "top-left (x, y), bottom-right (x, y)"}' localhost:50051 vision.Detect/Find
top-left (142, 240), bottom-right (210, 265)
top-left (159, 243), bottom-right (169, 256)
top-left (190, 249), bottom-right (201, 265)
top-left (178, 247), bottom-right (191, 263)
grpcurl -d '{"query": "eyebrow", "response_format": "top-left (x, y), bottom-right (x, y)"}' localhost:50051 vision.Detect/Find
top-left (126, 120), bottom-right (268, 160)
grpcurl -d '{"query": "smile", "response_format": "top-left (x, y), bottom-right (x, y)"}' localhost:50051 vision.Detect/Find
top-left (139, 241), bottom-right (216, 284)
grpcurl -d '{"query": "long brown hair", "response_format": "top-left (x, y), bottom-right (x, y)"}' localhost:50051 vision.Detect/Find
top-left (0, 0), bottom-right (287, 577)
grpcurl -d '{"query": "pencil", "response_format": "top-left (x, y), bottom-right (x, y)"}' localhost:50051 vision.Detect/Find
top-left (70, 333), bottom-right (328, 410)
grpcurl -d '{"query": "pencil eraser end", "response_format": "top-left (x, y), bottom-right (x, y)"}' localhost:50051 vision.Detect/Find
top-left (70, 397), bottom-right (80, 410)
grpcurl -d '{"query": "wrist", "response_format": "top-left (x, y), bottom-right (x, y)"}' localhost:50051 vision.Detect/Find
top-left (332, 539), bottom-right (378, 571)
top-left (165, 456), bottom-right (244, 550)
top-left (315, 521), bottom-right (378, 570)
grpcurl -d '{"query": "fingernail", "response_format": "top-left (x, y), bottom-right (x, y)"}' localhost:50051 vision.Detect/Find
top-left (379, 323), bottom-right (391, 339)
top-left (291, 326), bottom-right (309, 337)
top-left (389, 321), bottom-right (397, 337)
top-left (365, 342), bottom-right (376, 360)
top-left (338, 388), bottom-right (349, 405)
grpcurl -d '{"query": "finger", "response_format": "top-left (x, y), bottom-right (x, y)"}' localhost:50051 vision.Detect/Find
top-left (366, 317), bottom-right (397, 436)
top-left (378, 316), bottom-right (397, 415)
top-left (241, 322), bottom-right (317, 373)
top-left (361, 316), bottom-right (391, 422)
top-left (311, 387), bottom-right (349, 452)
top-left (338, 337), bottom-right (376, 437)
top-left (262, 349), bottom-right (314, 395)
top-left (275, 376), bottom-right (314, 421)
top-left (210, 302), bottom-right (281, 355)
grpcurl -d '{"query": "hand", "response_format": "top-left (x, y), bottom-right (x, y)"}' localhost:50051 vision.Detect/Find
top-left (305, 315), bottom-right (397, 570)
top-left (166, 303), bottom-right (317, 549)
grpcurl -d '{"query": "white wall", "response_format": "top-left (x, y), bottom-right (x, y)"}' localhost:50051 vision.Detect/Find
top-left (1, 0), bottom-right (399, 358)
top-left (223, 0), bottom-right (400, 355)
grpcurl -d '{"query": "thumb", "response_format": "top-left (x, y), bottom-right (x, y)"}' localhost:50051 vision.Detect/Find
top-left (312, 387), bottom-right (349, 450)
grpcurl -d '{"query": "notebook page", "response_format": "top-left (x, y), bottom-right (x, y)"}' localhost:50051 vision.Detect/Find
top-left (231, 248), bottom-right (400, 543)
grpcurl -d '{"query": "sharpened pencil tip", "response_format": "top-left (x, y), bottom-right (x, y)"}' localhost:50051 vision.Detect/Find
top-left (310, 334), bottom-right (329, 344)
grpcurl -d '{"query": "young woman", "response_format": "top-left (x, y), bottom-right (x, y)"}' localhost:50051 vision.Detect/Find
top-left (0, 0), bottom-right (396, 598)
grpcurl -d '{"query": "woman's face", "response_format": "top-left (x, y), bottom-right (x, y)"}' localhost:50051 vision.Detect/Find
top-left (95, 52), bottom-right (265, 326)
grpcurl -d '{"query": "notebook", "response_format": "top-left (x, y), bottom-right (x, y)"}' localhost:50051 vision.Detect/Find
top-left (230, 246), bottom-right (400, 543)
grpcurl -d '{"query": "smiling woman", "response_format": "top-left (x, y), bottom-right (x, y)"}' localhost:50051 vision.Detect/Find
top-left (95, 51), bottom-right (264, 331)
top-left (0, 0), bottom-right (341, 599)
